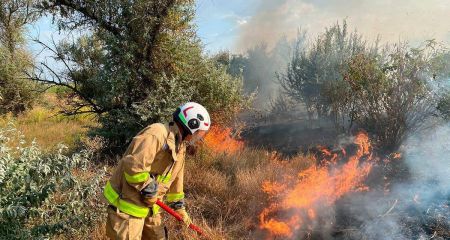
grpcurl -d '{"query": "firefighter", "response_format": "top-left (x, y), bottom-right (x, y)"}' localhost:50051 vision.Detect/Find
top-left (103, 102), bottom-right (211, 240)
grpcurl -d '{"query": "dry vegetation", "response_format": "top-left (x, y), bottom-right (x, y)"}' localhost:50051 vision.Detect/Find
top-left (0, 93), bottom-right (96, 151)
top-left (85, 147), bottom-right (316, 240)
top-left (165, 149), bottom-right (315, 239)
top-left (4, 91), bottom-right (448, 240)
top-left (4, 92), bottom-right (316, 239)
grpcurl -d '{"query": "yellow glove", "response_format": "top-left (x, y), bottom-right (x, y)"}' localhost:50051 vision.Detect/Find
top-left (175, 208), bottom-right (192, 227)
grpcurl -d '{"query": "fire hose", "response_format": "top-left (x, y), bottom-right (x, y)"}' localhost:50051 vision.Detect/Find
top-left (156, 199), bottom-right (205, 236)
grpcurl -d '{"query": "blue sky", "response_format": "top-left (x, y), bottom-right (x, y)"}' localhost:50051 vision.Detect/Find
top-left (194, 0), bottom-right (256, 53)
top-left (28, 0), bottom-right (250, 57)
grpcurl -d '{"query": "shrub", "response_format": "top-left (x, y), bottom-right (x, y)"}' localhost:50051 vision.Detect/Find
top-left (280, 20), bottom-right (447, 149)
top-left (280, 21), bottom-right (369, 122)
top-left (323, 43), bottom-right (442, 149)
top-left (34, 1), bottom-right (247, 153)
top-left (0, 123), bottom-right (105, 239)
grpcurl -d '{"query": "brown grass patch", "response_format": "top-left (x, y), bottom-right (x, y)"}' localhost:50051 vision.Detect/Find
top-left (0, 93), bottom-right (96, 151)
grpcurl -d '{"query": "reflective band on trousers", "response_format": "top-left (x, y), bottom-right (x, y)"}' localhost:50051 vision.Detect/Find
top-left (103, 181), bottom-right (149, 218)
top-left (166, 192), bottom-right (185, 202)
top-left (157, 173), bottom-right (172, 184)
top-left (124, 171), bottom-right (149, 184)
top-left (153, 204), bottom-right (160, 215)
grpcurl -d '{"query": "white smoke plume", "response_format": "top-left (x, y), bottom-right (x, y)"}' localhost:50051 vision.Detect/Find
top-left (237, 0), bottom-right (450, 51)
top-left (347, 122), bottom-right (450, 240)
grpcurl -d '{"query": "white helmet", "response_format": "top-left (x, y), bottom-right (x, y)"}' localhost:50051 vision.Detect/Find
top-left (173, 102), bottom-right (211, 135)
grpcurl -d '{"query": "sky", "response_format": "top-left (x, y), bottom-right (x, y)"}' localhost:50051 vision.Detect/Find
top-left (194, 0), bottom-right (257, 53)
top-left (196, 0), bottom-right (450, 52)
top-left (29, 0), bottom-right (450, 56)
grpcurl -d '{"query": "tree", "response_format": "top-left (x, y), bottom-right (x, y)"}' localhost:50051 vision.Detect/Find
top-left (0, 0), bottom-right (38, 114)
top-left (31, 0), bottom-right (245, 151)
top-left (280, 21), bottom-right (370, 124)
top-left (321, 42), bottom-right (445, 149)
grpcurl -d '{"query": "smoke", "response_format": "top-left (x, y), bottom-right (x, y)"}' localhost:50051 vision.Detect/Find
top-left (345, 79), bottom-right (450, 239)
top-left (237, 0), bottom-right (450, 51)
top-left (350, 122), bottom-right (450, 240)
top-left (403, 124), bottom-right (450, 200)
top-left (238, 36), bottom-right (299, 109)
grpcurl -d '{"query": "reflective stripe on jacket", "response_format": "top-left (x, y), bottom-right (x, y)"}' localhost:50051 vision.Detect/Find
top-left (103, 123), bottom-right (186, 218)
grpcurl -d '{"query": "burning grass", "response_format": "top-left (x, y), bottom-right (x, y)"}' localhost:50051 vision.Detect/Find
top-left (160, 126), bottom-right (315, 239)
top-left (259, 131), bottom-right (376, 239)
top-left (171, 148), bottom-right (315, 239)
top-left (173, 128), bottom-right (449, 240)
top-left (6, 100), bottom-right (447, 239)
top-left (203, 125), bottom-right (244, 155)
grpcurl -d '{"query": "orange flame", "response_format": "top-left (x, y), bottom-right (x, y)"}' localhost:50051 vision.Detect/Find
top-left (391, 152), bottom-right (402, 159)
top-left (203, 125), bottom-right (244, 154)
top-left (259, 131), bottom-right (374, 238)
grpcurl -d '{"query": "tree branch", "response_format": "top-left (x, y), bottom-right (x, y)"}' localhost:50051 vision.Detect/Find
top-left (145, 0), bottom-right (176, 65)
top-left (50, 0), bottom-right (122, 37)
top-left (26, 64), bottom-right (104, 114)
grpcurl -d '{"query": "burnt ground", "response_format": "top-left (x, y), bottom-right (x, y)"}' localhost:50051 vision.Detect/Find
top-left (241, 120), bottom-right (339, 156)
top-left (241, 119), bottom-right (450, 239)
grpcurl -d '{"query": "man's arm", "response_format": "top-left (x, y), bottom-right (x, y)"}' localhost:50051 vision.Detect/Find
top-left (122, 134), bottom-right (162, 191)
top-left (166, 160), bottom-right (185, 205)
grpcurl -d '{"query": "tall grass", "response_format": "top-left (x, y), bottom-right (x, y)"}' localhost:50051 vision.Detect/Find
top-left (0, 93), bottom-right (96, 151)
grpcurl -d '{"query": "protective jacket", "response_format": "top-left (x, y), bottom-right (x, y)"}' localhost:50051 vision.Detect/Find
top-left (103, 122), bottom-right (186, 218)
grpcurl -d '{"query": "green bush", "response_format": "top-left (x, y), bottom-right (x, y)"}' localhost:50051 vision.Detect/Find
top-left (0, 0), bottom-right (39, 115)
top-left (280, 21), bottom-right (447, 149)
top-left (0, 123), bottom-right (105, 239)
top-left (33, 1), bottom-right (247, 153)
top-left (280, 21), bottom-right (369, 121)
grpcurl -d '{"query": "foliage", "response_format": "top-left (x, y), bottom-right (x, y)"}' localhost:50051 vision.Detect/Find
top-left (329, 41), bottom-right (449, 148)
top-left (280, 21), bottom-right (448, 149)
top-left (29, 0), bottom-right (245, 152)
top-left (0, 0), bottom-right (39, 114)
top-left (0, 123), bottom-right (105, 239)
top-left (328, 46), bottom-right (430, 148)
top-left (280, 21), bottom-right (371, 120)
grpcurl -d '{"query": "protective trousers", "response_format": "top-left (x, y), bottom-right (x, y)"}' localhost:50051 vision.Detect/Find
top-left (106, 206), bottom-right (167, 240)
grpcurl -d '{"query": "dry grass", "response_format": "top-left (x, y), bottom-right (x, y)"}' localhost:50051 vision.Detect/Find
top-left (1, 93), bottom-right (316, 239)
top-left (0, 93), bottom-right (96, 151)
top-left (85, 148), bottom-right (315, 240)
top-left (164, 148), bottom-right (315, 239)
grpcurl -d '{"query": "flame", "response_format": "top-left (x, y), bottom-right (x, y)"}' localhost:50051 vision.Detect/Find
top-left (259, 131), bottom-right (375, 238)
top-left (203, 125), bottom-right (244, 154)
top-left (391, 152), bottom-right (402, 159)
